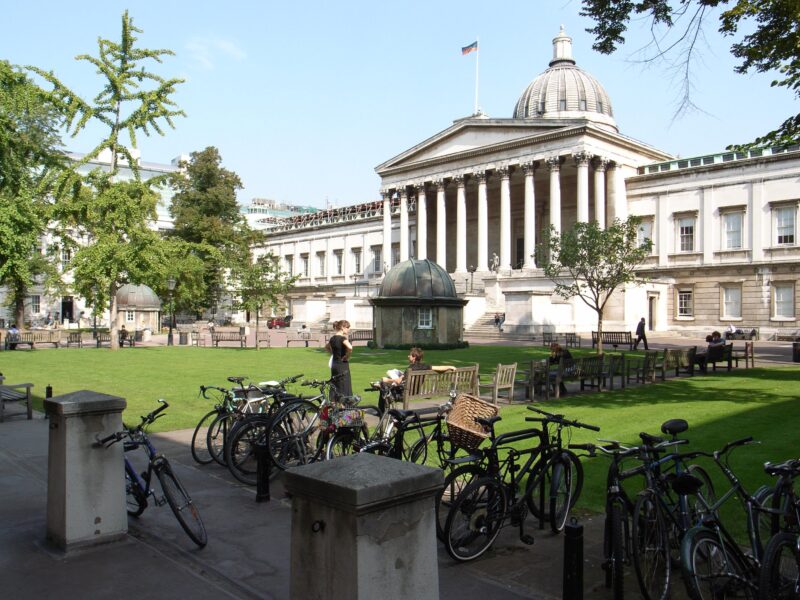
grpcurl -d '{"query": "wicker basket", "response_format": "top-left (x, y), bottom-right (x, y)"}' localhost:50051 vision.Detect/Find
top-left (446, 393), bottom-right (498, 450)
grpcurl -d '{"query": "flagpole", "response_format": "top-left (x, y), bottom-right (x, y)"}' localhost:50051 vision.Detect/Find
top-left (474, 36), bottom-right (480, 115)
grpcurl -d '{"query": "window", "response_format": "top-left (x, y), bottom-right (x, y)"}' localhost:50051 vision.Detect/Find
top-left (334, 250), bottom-right (343, 275)
top-left (352, 248), bottom-right (362, 274)
top-left (538, 101), bottom-right (545, 113)
top-left (30, 295), bottom-right (41, 314)
top-left (316, 251), bottom-right (326, 277)
top-left (371, 246), bottom-right (382, 273)
top-left (774, 206), bottom-right (796, 245)
top-left (723, 211), bottom-right (744, 249)
top-left (126, 310), bottom-right (135, 323)
top-left (722, 286), bottom-right (742, 318)
top-left (773, 283), bottom-right (795, 318)
top-left (392, 244), bottom-right (400, 266)
top-left (677, 216), bottom-right (695, 252)
top-left (637, 218), bottom-right (653, 250)
top-left (284, 255), bottom-right (293, 274)
top-left (300, 254), bottom-right (309, 277)
top-left (61, 247), bottom-right (72, 269)
top-left (418, 307), bottom-right (432, 329)
top-left (579, 99), bottom-right (587, 111)
top-left (677, 290), bottom-right (693, 317)
top-left (559, 99), bottom-right (566, 111)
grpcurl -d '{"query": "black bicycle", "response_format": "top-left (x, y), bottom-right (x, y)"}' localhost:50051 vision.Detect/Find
top-left (95, 400), bottom-right (207, 548)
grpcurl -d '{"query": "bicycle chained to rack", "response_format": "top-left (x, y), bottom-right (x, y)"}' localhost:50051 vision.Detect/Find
top-left (94, 399), bottom-right (207, 548)
top-left (441, 406), bottom-right (599, 562)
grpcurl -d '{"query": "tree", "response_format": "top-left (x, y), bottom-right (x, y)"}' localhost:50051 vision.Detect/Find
top-left (30, 11), bottom-right (184, 349)
top-left (231, 253), bottom-right (297, 350)
top-left (169, 147), bottom-right (264, 311)
top-left (580, 0), bottom-right (800, 148)
top-left (0, 60), bottom-right (67, 326)
top-left (538, 217), bottom-right (652, 354)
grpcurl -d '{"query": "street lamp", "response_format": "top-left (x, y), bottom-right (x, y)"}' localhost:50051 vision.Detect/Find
top-left (351, 274), bottom-right (359, 297)
top-left (92, 284), bottom-right (98, 339)
top-left (468, 265), bottom-right (476, 294)
top-left (167, 276), bottom-right (176, 346)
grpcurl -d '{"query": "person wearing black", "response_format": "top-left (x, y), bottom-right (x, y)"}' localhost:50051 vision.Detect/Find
top-left (548, 342), bottom-right (572, 396)
top-left (326, 320), bottom-right (353, 399)
top-left (634, 317), bottom-right (648, 350)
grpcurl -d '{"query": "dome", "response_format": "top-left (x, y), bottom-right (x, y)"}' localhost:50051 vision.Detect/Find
top-left (379, 259), bottom-right (457, 299)
top-left (513, 26), bottom-right (617, 131)
top-left (116, 284), bottom-right (162, 310)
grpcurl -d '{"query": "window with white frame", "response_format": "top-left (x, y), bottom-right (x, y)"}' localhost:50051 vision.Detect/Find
top-left (300, 254), bottom-right (309, 277)
top-left (126, 310), bottom-right (135, 322)
top-left (418, 307), bottom-right (432, 328)
top-left (316, 251), bottom-right (326, 277)
top-left (774, 205), bottom-right (796, 245)
top-left (30, 295), bottom-right (40, 314)
top-left (392, 244), bottom-right (400, 266)
top-left (722, 210), bottom-right (744, 249)
top-left (61, 247), bottom-right (72, 268)
top-left (637, 218), bottom-right (654, 250)
top-left (334, 250), bottom-right (343, 275)
top-left (352, 248), bottom-right (362, 274)
top-left (677, 216), bottom-right (696, 252)
top-left (773, 283), bottom-right (795, 318)
top-left (677, 289), bottom-right (694, 317)
top-left (284, 255), bottom-right (293, 274)
top-left (371, 246), bottom-right (382, 273)
top-left (722, 286), bottom-right (742, 318)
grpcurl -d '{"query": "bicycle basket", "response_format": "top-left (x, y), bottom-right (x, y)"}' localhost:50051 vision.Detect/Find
top-left (320, 404), bottom-right (364, 430)
top-left (446, 393), bottom-right (498, 450)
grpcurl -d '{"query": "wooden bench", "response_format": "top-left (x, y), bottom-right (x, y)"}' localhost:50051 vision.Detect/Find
top-left (549, 356), bottom-right (609, 399)
top-left (775, 330), bottom-right (799, 342)
top-left (725, 327), bottom-right (760, 341)
top-left (401, 365), bottom-right (479, 410)
top-left (478, 363), bottom-right (517, 405)
top-left (254, 330), bottom-right (270, 348)
top-left (5, 331), bottom-right (61, 349)
top-left (733, 341), bottom-right (755, 369)
top-left (626, 350), bottom-right (660, 385)
top-left (704, 343), bottom-right (733, 372)
top-left (565, 333), bottom-right (582, 348)
top-left (0, 376), bottom-right (34, 422)
top-left (657, 347), bottom-right (696, 380)
top-left (591, 331), bottom-right (634, 351)
top-left (348, 329), bottom-right (374, 344)
top-left (286, 332), bottom-right (320, 347)
top-left (211, 331), bottom-right (246, 348)
top-left (539, 332), bottom-right (581, 348)
top-left (66, 332), bottom-right (83, 348)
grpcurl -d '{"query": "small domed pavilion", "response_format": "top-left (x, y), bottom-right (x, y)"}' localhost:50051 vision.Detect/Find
top-left (115, 284), bottom-right (162, 332)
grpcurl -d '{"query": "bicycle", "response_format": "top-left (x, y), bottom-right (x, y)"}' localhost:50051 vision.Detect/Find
top-left (94, 400), bottom-right (207, 548)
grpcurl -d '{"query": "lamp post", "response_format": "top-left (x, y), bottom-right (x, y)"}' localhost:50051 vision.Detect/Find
top-left (351, 274), bottom-right (359, 297)
top-left (167, 276), bottom-right (176, 346)
top-left (92, 285), bottom-right (98, 339)
top-left (468, 265), bottom-right (476, 294)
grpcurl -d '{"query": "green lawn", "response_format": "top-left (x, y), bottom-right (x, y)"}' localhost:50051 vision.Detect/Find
top-left (3, 345), bottom-right (798, 517)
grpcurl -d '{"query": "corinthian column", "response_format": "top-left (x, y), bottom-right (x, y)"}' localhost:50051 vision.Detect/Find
top-left (522, 162), bottom-right (536, 268)
top-left (574, 152), bottom-right (590, 223)
top-left (399, 187), bottom-right (409, 261)
top-left (593, 157), bottom-right (609, 228)
top-left (476, 172), bottom-right (488, 271)
top-left (455, 176), bottom-right (467, 273)
top-left (547, 157), bottom-right (562, 236)
top-left (382, 191), bottom-right (391, 273)
top-left (415, 184), bottom-right (427, 260)
top-left (435, 180), bottom-right (447, 268)
top-left (499, 167), bottom-right (511, 270)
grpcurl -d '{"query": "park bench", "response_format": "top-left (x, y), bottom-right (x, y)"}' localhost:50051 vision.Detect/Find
top-left (626, 350), bottom-right (660, 385)
top-left (705, 343), bottom-right (733, 372)
top-left (4, 331), bottom-right (61, 349)
top-left (591, 331), bottom-right (634, 351)
top-left (254, 330), bottom-right (270, 348)
top-left (348, 329), bottom-right (374, 344)
top-left (539, 331), bottom-right (581, 348)
top-left (725, 327), bottom-right (760, 341)
top-left (564, 333), bottom-right (582, 348)
top-left (657, 347), bottom-right (696, 380)
top-left (774, 329), bottom-right (799, 342)
top-left (95, 332), bottom-right (133, 347)
top-left (286, 332), bottom-right (320, 347)
top-left (0, 375), bottom-right (34, 422)
top-left (732, 341), bottom-right (755, 369)
top-left (211, 331), bottom-right (246, 348)
top-left (537, 355), bottom-right (613, 400)
top-left (478, 363), bottom-right (517, 405)
top-left (66, 332), bottom-right (83, 348)
top-left (401, 365), bottom-right (479, 410)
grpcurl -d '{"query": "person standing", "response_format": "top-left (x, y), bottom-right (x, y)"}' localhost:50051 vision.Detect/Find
top-left (634, 317), bottom-right (648, 350)
top-left (326, 320), bottom-right (353, 399)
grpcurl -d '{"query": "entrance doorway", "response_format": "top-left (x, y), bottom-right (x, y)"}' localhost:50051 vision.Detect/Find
top-left (61, 296), bottom-right (74, 323)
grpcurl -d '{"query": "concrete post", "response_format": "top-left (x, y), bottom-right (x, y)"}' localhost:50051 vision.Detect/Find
top-left (44, 390), bottom-right (127, 552)
top-left (284, 453), bottom-right (443, 600)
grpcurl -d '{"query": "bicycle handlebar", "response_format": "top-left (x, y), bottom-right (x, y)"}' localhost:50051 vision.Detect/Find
top-left (524, 409), bottom-right (600, 432)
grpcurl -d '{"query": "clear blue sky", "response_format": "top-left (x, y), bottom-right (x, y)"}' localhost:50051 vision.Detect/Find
top-left (2, 1), bottom-right (795, 208)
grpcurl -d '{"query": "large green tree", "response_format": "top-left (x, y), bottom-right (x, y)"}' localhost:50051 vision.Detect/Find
top-left (0, 60), bottom-right (66, 326)
top-left (538, 217), bottom-right (652, 354)
top-left (30, 11), bottom-right (184, 349)
top-left (580, 0), bottom-right (800, 148)
top-left (169, 147), bottom-right (263, 311)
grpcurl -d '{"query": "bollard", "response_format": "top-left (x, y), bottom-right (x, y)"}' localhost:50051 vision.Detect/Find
top-left (46, 384), bottom-right (53, 399)
top-left (255, 440), bottom-right (271, 502)
top-left (563, 517), bottom-right (584, 600)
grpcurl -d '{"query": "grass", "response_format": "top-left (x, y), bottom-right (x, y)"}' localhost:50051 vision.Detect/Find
top-left (3, 345), bottom-right (798, 518)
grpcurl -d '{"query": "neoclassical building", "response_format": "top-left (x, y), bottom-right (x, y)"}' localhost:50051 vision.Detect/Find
top-left (256, 27), bottom-right (799, 338)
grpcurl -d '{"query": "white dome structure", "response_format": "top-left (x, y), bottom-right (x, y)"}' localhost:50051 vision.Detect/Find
top-left (513, 26), bottom-right (617, 132)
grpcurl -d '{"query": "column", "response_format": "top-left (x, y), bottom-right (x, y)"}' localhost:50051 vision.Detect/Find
top-left (607, 163), bottom-right (628, 222)
top-left (522, 162), bottom-right (536, 268)
top-left (455, 176), bottom-right (467, 273)
top-left (415, 184), bottom-right (427, 260)
top-left (499, 167), bottom-right (511, 270)
top-left (382, 191), bottom-right (391, 274)
top-left (436, 180), bottom-right (447, 268)
top-left (574, 152), bottom-right (590, 223)
top-left (399, 187), bottom-right (409, 262)
top-left (593, 157), bottom-right (609, 228)
top-left (547, 157), bottom-right (562, 236)
top-left (476, 172), bottom-right (489, 271)
top-left (326, 236), bottom-right (332, 283)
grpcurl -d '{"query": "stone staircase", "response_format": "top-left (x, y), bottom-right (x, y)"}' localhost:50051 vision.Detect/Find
top-left (464, 313), bottom-right (535, 343)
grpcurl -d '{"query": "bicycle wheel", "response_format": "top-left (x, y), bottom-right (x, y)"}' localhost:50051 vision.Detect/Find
top-left (608, 500), bottom-right (626, 600)
top-left (526, 450), bottom-right (584, 522)
top-left (754, 485), bottom-right (779, 553)
top-left (687, 463), bottom-right (717, 519)
top-left (632, 490), bottom-right (671, 600)
top-left (224, 415), bottom-right (271, 485)
top-left (758, 531), bottom-right (800, 600)
top-left (207, 412), bottom-right (237, 466)
top-left (436, 463), bottom-right (486, 541)
top-left (190, 409), bottom-right (218, 465)
top-left (154, 459), bottom-right (207, 548)
top-left (125, 461), bottom-right (147, 517)
top-left (683, 529), bottom-right (755, 599)
top-left (325, 429), bottom-right (364, 459)
top-left (408, 437), bottom-right (428, 464)
top-left (267, 400), bottom-right (320, 470)
top-left (549, 454), bottom-right (576, 533)
top-left (444, 476), bottom-right (507, 562)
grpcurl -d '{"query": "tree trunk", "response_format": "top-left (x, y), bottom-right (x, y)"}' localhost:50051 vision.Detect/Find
top-left (596, 311), bottom-right (604, 356)
top-left (109, 284), bottom-right (119, 351)
top-left (255, 310), bottom-right (261, 351)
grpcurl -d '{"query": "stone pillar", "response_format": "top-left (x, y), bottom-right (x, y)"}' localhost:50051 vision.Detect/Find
top-left (522, 162), bottom-right (536, 268)
top-left (326, 236), bottom-right (333, 283)
top-left (455, 176), bottom-right (467, 273)
top-left (547, 157), bottom-right (562, 237)
top-left (382, 192), bottom-right (391, 275)
top-left (607, 163), bottom-right (628, 222)
top-left (436, 180), bottom-right (447, 269)
top-left (399, 187), bottom-right (409, 262)
top-left (499, 167), bottom-right (511, 270)
top-left (593, 157), bottom-right (609, 228)
top-left (476, 172), bottom-right (489, 272)
top-left (284, 453), bottom-right (443, 600)
top-left (416, 185), bottom-right (427, 260)
top-left (575, 152), bottom-right (590, 223)
top-left (45, 390), bottom-right (128, 551)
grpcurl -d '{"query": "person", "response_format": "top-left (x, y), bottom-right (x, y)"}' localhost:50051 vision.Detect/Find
top-left (634, 317), bottom-right (648, 350)
top-left (695, 332), bottom-right (725, 372)
top-left (708, 331), bottom-right (725, 347)
top-left (6, 323), bottom-right (19, 350)
top-left (119, 324), bottom-right (128, 346)
top-left (548, 342), bottom-right (573, 396)
top-left (326, 320), bottom-right (353, 399)
top-left (494, 313), bottom-right (501, 329)
top-left (8, 323), bottom-right (19, 335)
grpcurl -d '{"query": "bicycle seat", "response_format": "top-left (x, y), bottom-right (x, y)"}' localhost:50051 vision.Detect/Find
top-left (388, 409), bottom-right (418, 422)
top-left (227, 376), bottom-right (246, 385)
top-left (639, 431), bottom-right (664, 447)
top-left (661, 419), bottom-right (688, 437)
top-left (477, 415), bottom-right (502, 428)
top-left (764, 458), bottom-right (800, 477)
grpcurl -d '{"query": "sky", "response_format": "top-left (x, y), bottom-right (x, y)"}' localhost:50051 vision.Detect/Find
top-left (2, 1), bottom-right (796, 209)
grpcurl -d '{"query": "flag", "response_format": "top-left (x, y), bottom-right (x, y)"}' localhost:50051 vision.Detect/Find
top-left (461, 41), bottom-right (478, 55)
